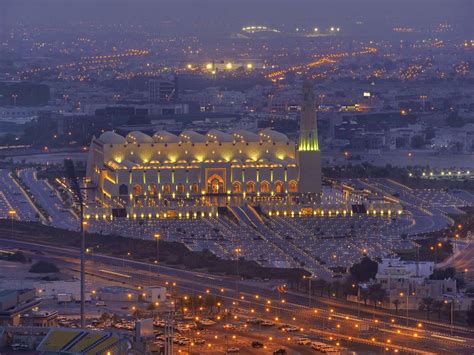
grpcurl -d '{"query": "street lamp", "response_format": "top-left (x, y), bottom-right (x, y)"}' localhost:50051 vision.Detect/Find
top-left (444, 297), bottom-right (455, 336)
top-left (399, 291), bottom-right (410, 326)
top-left (234, 247), bottom-right (241, 296)
top-left (154, 233), bottom-right (161, 263)
top-left (8, 209), bottom-right (16, 232)
top-left (64, 159), bottom-right (86, 329)
top-left (303, 275), bottom-right (316, 307)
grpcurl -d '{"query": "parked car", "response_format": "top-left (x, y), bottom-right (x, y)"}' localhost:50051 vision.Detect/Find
top-left (251, 341), bottom-right (264, 348)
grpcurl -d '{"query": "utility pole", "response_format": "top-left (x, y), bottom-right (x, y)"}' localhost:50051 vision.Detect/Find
top-left (64, 159), bottom-right (86, 328)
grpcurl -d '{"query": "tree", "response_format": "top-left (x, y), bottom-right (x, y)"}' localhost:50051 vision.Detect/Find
top-left (331, 281), bottom-right (342, 298)
top-left (393, 299), bottom-right (400, 315)
top-left (432, 300), bottom-right (444, 320)
top-left (411, 135), bottom-right (425, 149)
top-left (342, 278), bottom-right (358, 297)
top-left (446, 112), bottom-right (465, 128)
top-left (6, 251), bottom-right (28, 263)
top-left (430, 268), bottom-right (456, 280)
top-left (368, 284), bottom-right (387, 309)
top-left (467, 308), bottom-right (474, 327)
top-left (419, 297), bottom-right (434, 320)
top-left (99, 312), bottom-right (110, 324)
top-left (29, 261), bottom-right (59, 273)
top-left (360, 288), bottom-right (370, 306)
top-left (111, 314), bottom-right (121, 325)
top-left (350, 257), bottom-right (378, 282)
top-left (314, 279), bottom-right (328, 297)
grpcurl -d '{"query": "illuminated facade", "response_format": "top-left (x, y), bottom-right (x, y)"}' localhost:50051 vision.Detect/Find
top-left (86, 82), bottom-right (322, 214)
top-left (297, 81), bottom-right (322, 194)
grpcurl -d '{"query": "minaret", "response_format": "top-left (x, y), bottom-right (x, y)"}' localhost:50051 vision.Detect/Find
top-left (297, 81), bottom-right (322, 194)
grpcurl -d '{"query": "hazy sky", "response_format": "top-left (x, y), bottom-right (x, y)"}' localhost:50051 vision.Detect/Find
top-left (2, 0), bottom-right (472, 35)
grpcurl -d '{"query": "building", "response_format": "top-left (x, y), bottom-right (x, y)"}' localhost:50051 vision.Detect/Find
top-left (21, 310), bottom-right (58, 327)
top-left (85, 82), bottom-right (322, 217)
top-left (0, 82), bottom-right (50, 107)
top-left (148, 75), bottom-right (178, 103)
top-left (373, 257), bottom-right (458, 310)
top-left (144, 286), bottom-right (167, 303)
top-left (376, 257), bottom-right (435, 283)
top-left (0, 289), bottom-right (40, 326)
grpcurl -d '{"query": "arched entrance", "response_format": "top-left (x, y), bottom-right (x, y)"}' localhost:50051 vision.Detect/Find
top-left (246, 181), bottom-right (256, 194)
top-left (275, 181), bottom-right (283, 194)
top-left (207, 174), bottom-right (225, 194)
top-left (260, 180), bottom-right (270, 194)
top-left (232, 181), bottom-right (241, 194)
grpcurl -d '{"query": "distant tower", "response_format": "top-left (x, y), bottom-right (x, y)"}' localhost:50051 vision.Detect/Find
top-left (297, 81), bottom-right (321, 194)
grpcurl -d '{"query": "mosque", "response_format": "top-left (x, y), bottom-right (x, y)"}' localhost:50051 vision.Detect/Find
top-left (85, 82), bottom-right (322, 218)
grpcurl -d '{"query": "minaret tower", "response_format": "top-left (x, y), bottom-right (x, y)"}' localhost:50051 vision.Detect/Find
top-left (297, 80), bottom-right (322, 194)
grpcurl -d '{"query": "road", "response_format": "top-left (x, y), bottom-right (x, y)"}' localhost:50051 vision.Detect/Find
top-left (359, 178), bottom-right (452, 235)
top-left (2, 237), bottom-right (473, 354)
top-left (0, 169), bottom-right (38, 221)
top-left (18, 168), bottom-right (78, 230)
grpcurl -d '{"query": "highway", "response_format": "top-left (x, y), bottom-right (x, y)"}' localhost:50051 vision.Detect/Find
top-left (18, 168), bottom-right (78, 230)
top-left (0, 169), bottom-right (38, 221)
top-left (1, 236), bottom-right (473, 354)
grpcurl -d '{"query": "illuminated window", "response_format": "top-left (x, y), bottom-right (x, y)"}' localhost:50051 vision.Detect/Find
top-left (177, 183), bottom-right (185, 194)
top-left (163, 184), bottom-right (171, 194)
top-left (246, 181), bottom-right (256, 193)
top-left (148, 183), bottom-right (157, 196)
top-left (260, 180), bottom-right (270, 193)
top-left (133, 184), bottom-right (142, 196)
top-left (191, 183), bottom-right (199, 194)
top-left (274, 181), bottom-right (283, 194)
top-left (232, 181), bottom-right (241, 193)
top-left (289, 180), bottom-right (298, 193)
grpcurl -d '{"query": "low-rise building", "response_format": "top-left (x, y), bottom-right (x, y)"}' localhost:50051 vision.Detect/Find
top-left (0, 289), bottom-right (40, 326)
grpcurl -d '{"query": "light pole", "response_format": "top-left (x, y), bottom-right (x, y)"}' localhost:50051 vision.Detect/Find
top-left (154, 233), bottom-right (161, 264)
top-left (8, 209), bottom-right (16, 232)
top-left (303, 275), bottom-right (315, 307)
top-left (354, 284), bottom-right (361, 318)
top-left (444, 298), bottom-right (454, 336)
top-left (400, 291), bottom-right (409, 326)
top-left (234, 247), bottom-right (241, 296)
top-left (11, 94), bottom-right (18, 106)
top-left (64, 159), bottom-right (86, 328)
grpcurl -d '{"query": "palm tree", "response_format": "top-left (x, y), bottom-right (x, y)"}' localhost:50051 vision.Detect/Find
top-left (393, 299), bottom-right (400, 315)
top-left (331, 281), bottom-right (342, 298)
top-left (314, 279), bottom-right (328, 297)
top-left (432, 300), bottom-right (444, 320)
top-left (419, 297), bottom-right (434, 320)
top-left (367, 284), bottom-right (387, 309)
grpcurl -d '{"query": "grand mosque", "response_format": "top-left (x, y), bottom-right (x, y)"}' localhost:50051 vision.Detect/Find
top-left (85, 82), bottom-right (322, 218)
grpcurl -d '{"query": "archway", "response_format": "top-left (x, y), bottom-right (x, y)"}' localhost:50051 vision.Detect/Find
top-left (274, 181), bottom-right (283, 194)
top-left (207, 174), bottom-right (225, 194)
top-left (133, 184), bottom-right (142, 196)
top-left (191, 183), bottom-right (199, 194)
top-left (232, 181), bottom-right (241, 193)
top-left (260, 180), bottom-right (270, 194)
top-left (289, 180), bottom-right (298, 193)
top-left (148, 183), bottom-right (157, 196)
top-left (246, 181), bottom-right (256, 194)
